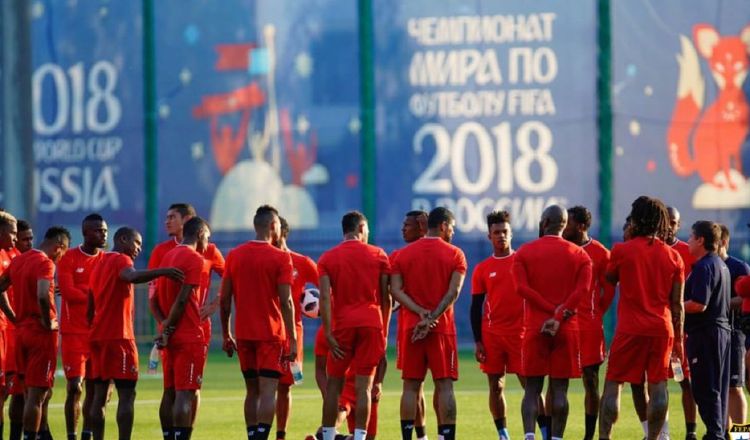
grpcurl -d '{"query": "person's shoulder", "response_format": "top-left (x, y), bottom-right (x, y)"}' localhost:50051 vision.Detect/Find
top-left (587, 238), bottom-right (610, 254)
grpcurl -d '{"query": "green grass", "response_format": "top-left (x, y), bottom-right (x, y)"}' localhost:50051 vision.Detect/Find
top-left (40, 349), bottom-right (708, 439)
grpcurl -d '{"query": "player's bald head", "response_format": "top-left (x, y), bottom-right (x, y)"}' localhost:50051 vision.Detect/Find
top-left (540, 205), bottom-right (567, 235)
top-left (667, 206), bottom-right (680, 222)
top-left (114, 226), bottom-right (139, 244)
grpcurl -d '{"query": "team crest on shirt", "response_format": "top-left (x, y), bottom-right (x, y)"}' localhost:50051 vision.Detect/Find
top-left (730, 423), bottom-right (750, 440)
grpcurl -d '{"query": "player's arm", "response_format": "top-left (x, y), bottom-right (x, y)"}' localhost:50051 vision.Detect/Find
top-left (319, 274), bottom-right (343, 359)
top-left (201, 250), bottom-right (227, 317)
top-left (389, 273), bottom-right (429, 316)
top-left (426, 270), bottom-right (465, 323)
top-left (684, 265), bottom-right (709, 314)
top-left (512, 257), bottom-right (556, 314)
top-left (379, 273), bottom-right (391, 340)
top-left (219, 275), bottom-right (236, 356)
top-left (278, 282), bottom-right (296, 361)
top-left (670, 278), bottom-right (685, 357)
top-left (120, 266), bottom-right (184, 285)
top-left (0, 272), bottom-right (15, 323)
top-left (57, 258), bottom-right (88, 304)
top-left (37, 279), bottom-right (57, 331)
top-left (470, 292), bottom-right (486, 363)
top-left (159, 283), bottom-right (197, 346)
top-left (557, 258), bottom-right (593, 322)
top-left (150, 294), bottom-right (166, 323)
top-left (598, 254), bottom-right (616, 312)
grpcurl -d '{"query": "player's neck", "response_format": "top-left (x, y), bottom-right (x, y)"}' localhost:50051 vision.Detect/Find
top-left (79, 243), bottom-right (100, 256)
top-left (253, 233), bottom-right (273, 243)
top-left (667, 237), bottom-right (678, 246)
top-left (493, 248), bottom-right (512, 257)
top-left (180, 240), bottom-right (198, 250)
top-left (575, 234), bottom-right (591, 247)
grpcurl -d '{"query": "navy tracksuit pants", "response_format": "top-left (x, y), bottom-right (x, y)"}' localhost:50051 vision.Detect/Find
top-left (686, 326), bottom-right (730, 440)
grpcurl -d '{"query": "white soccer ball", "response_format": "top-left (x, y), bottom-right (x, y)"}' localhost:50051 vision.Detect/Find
top-left (300, 287), bottom-right (320, 318)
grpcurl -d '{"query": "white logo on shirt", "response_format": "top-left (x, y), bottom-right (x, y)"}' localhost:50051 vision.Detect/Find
top-left (489, 272), bottom-right (497, 278)
top-left (76, 267), bottom-right (85, 273)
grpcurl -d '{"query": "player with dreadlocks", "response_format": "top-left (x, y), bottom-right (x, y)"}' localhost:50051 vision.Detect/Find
top-left (599, 196), bottom-right (685, 440)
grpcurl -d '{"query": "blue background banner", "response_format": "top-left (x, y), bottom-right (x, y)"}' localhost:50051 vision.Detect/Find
top-left (612, 0), bottom-right (750, 256)
top-left (153, 0), bottom-right (362, 254)
top-left (30, 0), bottom-right (145, 240)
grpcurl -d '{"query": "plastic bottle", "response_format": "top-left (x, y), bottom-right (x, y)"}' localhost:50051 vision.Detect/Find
top-left (147, 343), bottom-right (160, 374)
top-left (671, 356), bottom-right (684, 382)
top-left (290, 361), bottom-right (303, 385)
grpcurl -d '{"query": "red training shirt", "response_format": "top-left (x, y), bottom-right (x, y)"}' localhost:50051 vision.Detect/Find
top-left (57, 246), bottom-right (104, 335)
top-left (0, 249), bottom-right (12, 330)
top-left (471, 253), bottom-right (522, 335)
top-left (578, 239), bottom-right (615, 330)
top-left (148, 238), bottom-right (179, 298)
top-left (198, 243), bottom-right (225, 342)
top-left (392, 237), bottom-right (467, 335)
top-left (6, 250), bottom-right (57, 332)
top-left (89, 252), bottom-right (137, 341)
top-left (512, 235), bottom-right (593, 331)
top-left (223, 241), bottom-right (294, 341)
top-left (607, 237), bottom-right (684, 337)
top-left (671, 239), bottom-right (696, 279)
top-left (290, 251), bottom-right (318, 327)
top-left (318, 240), bottom-right (390, 330)
top-left (157, 245), bottom-right (204, 344)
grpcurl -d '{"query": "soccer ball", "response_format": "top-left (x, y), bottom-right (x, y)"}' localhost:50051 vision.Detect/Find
top-left (300, 287), bottom-right (320, 318)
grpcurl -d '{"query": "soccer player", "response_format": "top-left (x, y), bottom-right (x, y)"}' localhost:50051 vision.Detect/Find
top-left (470, 210), bottom-right (522, 440)
top-left (561, 206), bottom-right (615, 440)
top-left (15, 220), bottom-right (33, 253)
top-left (0, 212), bottom-right (16, 434)
top-left (275, 217), bottom-right (318, 440)
top-left (0, 226), bottom-right (70, 440)
top-left (599, 196), bottom-right (684, 440)
top-left (513, 205), bottom-right (592, 440)
top-left (88, 227), bottom-right (184, 440)
top-left (318, 211), bottom-right (390, 440)
top-left (156, 217), bottom-right (213, 440)
top-left (393, 211), bottom-right (431, 440)
top-left (390, 207), bottom-right (467, 440)
top-left (718, 224), bottom-right (749, 425)
top-left (666, 206), bottom-right (698, 440)
top-left (219, 205), bottom-right (297, 440)
top-left (58, 213), bottom-right (108, 440)
top-left (685, 221), bottom-right (731, 439)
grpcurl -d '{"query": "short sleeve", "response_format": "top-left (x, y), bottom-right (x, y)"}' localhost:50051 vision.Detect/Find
top-left (38, 258), bottom-right (55, 281)
top-left (147, 246), bottom-right (162, 270)
top-left (686, 263), bottom-right (710, 305)
top-left (210, 246), bottom-right (226, 277)
top-left (673, 250), bottom-right (686, 284)
top-left (301, 256), bottom-right (318, 285)
top-left (277, 252), bottom-right (294, 285)
top-left (606, 244), bottom-right (622, 275)
top-left (378, 248), bottom-right (391, 274)
top-left (454, 248), bottom-right (468, 275)
top-left (391, 251), bottom-right (403, 275)
top-left (317, 252), bottom-right (331, 278)
top-left (114, 254), bottom-right (133, 274)
top-left (471, 262), bottom-right (485, 295)
top-left (184, 253), bottom-right (204, 286)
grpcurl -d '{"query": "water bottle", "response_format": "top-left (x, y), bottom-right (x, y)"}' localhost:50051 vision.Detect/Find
top-left (147, 343), bottom-right (160, 374)
top-left (290, 361), bottom-right (303, 385)
top-left (670, 356), bottom-right (684, 382)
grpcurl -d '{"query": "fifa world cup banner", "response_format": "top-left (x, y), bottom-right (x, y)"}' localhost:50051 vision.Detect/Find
top-left (612, 0), bottom-right (750, 251)
top-left (30, 1), bottom-right (145, 235)
top-left (373, 0), bottom-right (599, 246)
top-left (154, 0), bottom-right (362, 248)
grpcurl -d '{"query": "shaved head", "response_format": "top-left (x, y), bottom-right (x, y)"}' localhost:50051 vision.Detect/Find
top-left (540, 205), bottom-right (567, 236)
top-left (667, 206), bottom-right (680, 222)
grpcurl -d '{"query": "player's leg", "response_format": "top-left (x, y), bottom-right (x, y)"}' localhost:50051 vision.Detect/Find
top-left (678, 379), bottom-right (697, 439)
top-left (400, 379), bottom-right (422, 440)
top-left (581, 364), bottom-right (601, 440)
top-left (276, 383), bottom-right (292, 439)
top-left (22, 387), bottom-right (48, 438)
top-left (646, 381), bottom-right (668, 440)
top-left (548, 378), bottom-right (570, 438)
top-left (256, 375), bottom-right (281, 440)
top-left (173, 390), bottom-right (198, 439)
top-left (81, 379), bottom-right (95, 440)
top-left (113, 379), bottom-right (137, 440)
top-left (353, 374), bottom-right (374, 439)
top-left (728, 330), bottom-right (746, 424)
top-left (159, 388), bottom-right (175, 440)
top-left (486, 373), bottom-right (508, 439)
top-left (434, 378), bottom-right (456, 440)
top-left (38, 389), bottom-right (53, 440)
top-left (65, 377), bottom-right (84, 440)
top-left (598, 380), bottom-right (623, 439)
top-left (88, 380), bottom-right (109, 440)
top-left (414, 384), bottom-right (427, 439)
top-left (322, 376), bottom-right (345, 439)
top-left (630, 382), bottom-right (649, 436)
top-left (521, 376), bottom-right (544, 438)
top-left (243, 375), bottom-right (259, 438)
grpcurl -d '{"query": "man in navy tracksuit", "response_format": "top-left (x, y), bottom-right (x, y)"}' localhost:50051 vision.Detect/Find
top-left (684, 220), bottom-right (731, 440)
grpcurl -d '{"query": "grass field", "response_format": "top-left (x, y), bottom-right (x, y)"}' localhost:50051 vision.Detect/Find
top-left (39, 348), bottom-right (710, 439)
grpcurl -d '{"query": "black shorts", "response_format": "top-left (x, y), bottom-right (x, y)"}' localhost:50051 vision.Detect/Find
top-left (730, 330), bottom-right (746, 387)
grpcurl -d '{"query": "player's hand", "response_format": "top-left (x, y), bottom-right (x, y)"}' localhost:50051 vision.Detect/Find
top-left (222, 336), bottom-right (237, 357)
top-left (540, 318), bottom-right (560, 337)
top-left (372, 382), bottom-right (382, 402)
top-left (43, 318), bottom-right (59, 331)
top-left (411, 320), bottom-right (431, 341)
top-left (327, 333), bottom-right (346, 360)
top-left (199, 301), bottom-right (220, 320)
top-left (162, 268), bottom-right (185, 282)
top-left (285, 339), bottom-right (298, 362)
top-left (155, 332), bottom-right (169, 349)
top-left (671, 339), bottom-right (684, 361)
top-left (474, 341), bottom-right (486, 363)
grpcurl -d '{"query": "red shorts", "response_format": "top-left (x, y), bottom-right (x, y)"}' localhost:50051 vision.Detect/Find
top-left (578, 327), bottom-right (606, 368)
top-left (163, 342), bottom-right (207, 390)
top-left (237, 339), bottom-right (284, 376)
top-left (61, 333), bottom-right (92, 380)
top-left (327, 327), bottom-right (385, 378)
top-left (17, 328), bottom-right (58, 388)
top-left (606, 332), bottom-right (672, 384)
top-left (481, 331), bottom-right (522, 375)
top-left (395, 313), bottom-right (405, 370)
top-left (280, 325), bottom-right (304, 386)
top-left (6, 372), bottom-right (23, 396)
top-left (314, 326), bottom-right (328, 357)
top-left (5, 327), bottom-right (16, 373)
top-left (0, 328), bottom-right (6, 387)
top-left (90, 339), bottom-right (139, 381)
top-left (401, 332), bottom-right (458, 381)
top-left (521, 327), bottom-right (581, 379)
top-left (667, 333), bottom-right (690, 380)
